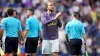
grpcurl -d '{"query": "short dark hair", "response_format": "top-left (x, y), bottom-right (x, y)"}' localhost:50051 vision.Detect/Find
top-left (7, 8), bottom-right (15, 16)
top-left (73, 12), bottom-right (79, 18)
top-left (28, 8), bottom-right (34, 14)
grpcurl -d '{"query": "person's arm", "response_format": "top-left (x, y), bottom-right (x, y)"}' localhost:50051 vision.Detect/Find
top-left (41, 12), bottom-right (61, 25)
top-left (54, 12), bottom-right (62, 20)
top-left (0, 18), bottom-right (6, 46)
top-left (0, 18), bottom-right (6, 40)
top-left (81, 24), bottom-right (87, 44)
top-left (0, 30), bottom-right (2, 46)
top-left (38, 21), bottom-right (43, 42)
top-left (65, 23), bottom-right (69, 42)
top-left (0, 30), bottom-right (3, 40)
top-left (82, 34), bottom-right (87, 51)
top-left (65, 34), bottom-right (69, 42)
top-left (57, 19), bottom-right (62, 28)
top-left (23, 19), bottom-right (29, 39)
top-left (82, 34), bottom-right (87, 45)
top-left (18, 31), bottom-right (23, 41)
top-left (23, 30), bottom-right (28, 39)
top-left (65, 24), bottom-right (70, 50)
top-left (18, 21), bottom-right (23, 41)
top-left (39, 30), bottom-right (43, 42)
top-left (41, 13), bottom-right (54, 25)
top-left (0, 30), bottom-right (3, 47)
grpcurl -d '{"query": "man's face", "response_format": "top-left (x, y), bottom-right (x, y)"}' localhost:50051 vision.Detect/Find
top-left (47, 2), bottom-right (55, 12)
top-left (26, 10), bottom-right (31, 17)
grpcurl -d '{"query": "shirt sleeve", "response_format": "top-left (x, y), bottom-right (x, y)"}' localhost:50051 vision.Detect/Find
top-left (25, 19), bottom-right (30, 31)
top-left (81, 24), bottom-right (86, 34)
top-left (57, 19), bottom-right (62, 28)
top-left (18, 21), bottom-right (22, 31)
top-left (1, 19), bottom-right (6, 30)
top-left (36, 18), bottom-right (42, 31)
top-left (41, 13), bottom-right (54, 25)
top-left (65, 23), bottom-right (69, 34)
top-left (38, 23), bottom-right (42, 31)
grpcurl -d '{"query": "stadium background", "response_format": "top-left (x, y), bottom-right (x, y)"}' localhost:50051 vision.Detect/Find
top-left (0, 0), bottom-right (100, 56)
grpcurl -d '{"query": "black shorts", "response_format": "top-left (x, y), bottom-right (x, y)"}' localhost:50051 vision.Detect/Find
top-left (25, 37), bottom-right (39, 53)
top-left (5, 37), bottom-right (18, 53)
top-left (70, 39), bottom-right (82, 55)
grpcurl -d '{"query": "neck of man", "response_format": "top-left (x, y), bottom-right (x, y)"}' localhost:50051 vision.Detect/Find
top-left (8, 15), bottom-right (13, 17)
top-left (29, 14), bottom-right (33, 17)
top-left (47, 10), bottom-right (53, 14)
top-left (71, 15), bottom-right (76, 20)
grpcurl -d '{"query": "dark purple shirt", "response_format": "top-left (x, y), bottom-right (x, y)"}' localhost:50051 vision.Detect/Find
top-left (41, 12), bottom-right (62, 40)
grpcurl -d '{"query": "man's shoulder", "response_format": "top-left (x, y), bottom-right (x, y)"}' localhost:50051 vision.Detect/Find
top-left (66, 20), bottom-right (76, 25)
top-left (26, 17), bottom-right (31, 21)
top-left (41, 12), bottom-right (47, 16)
top-left (14, 18), bottom-right (20, 22)
top-left (28, 16), bottom-right (36, 21)
top-left (77, 20), bottom-right (83, 25)
top-left (73, 19), bottom-right (83, 24)
top-left (42, 12), bottom-right (47, 14)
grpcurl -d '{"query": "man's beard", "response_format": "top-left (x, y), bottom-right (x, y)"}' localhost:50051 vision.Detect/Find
top-left (49, 9), bottom-right (54, 12)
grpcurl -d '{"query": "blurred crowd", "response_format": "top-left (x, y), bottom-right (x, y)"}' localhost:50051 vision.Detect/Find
top-left (0, 0), bottom-right (100, 55)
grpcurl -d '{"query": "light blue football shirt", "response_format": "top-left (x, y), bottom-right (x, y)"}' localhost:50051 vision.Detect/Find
top-left (1, 17), bottom-right (22, 37)
top-left (65, 19), bottom-right (85, 39)
top-left (25, 16), bottom-right (42, 38)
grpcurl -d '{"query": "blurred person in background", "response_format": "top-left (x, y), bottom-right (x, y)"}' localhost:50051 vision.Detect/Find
top-left (0, 12), bottom-right (8, 55)
top-left (20, 8), bottom-right (27, 30)
top-left (23, 8), bottom-right (42, 56)
top-left (65, 12), bottom-right (87, 56)
top-left (41, 2), bottom-right (62, 56)
top-left (0, 7), bottom-right (3, 49)
top-left (0, 19), bottom-right (1, 56)
top-left (0, 7), bottom-right (3, 23)
top-left (0, 8), bottom-right (22, 56)
top-left (87, 18), bottom-right (100, 56)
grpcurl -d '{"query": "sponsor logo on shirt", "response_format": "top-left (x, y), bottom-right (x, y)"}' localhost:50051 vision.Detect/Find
top-left (47, 22), bottom-right (56, 26)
